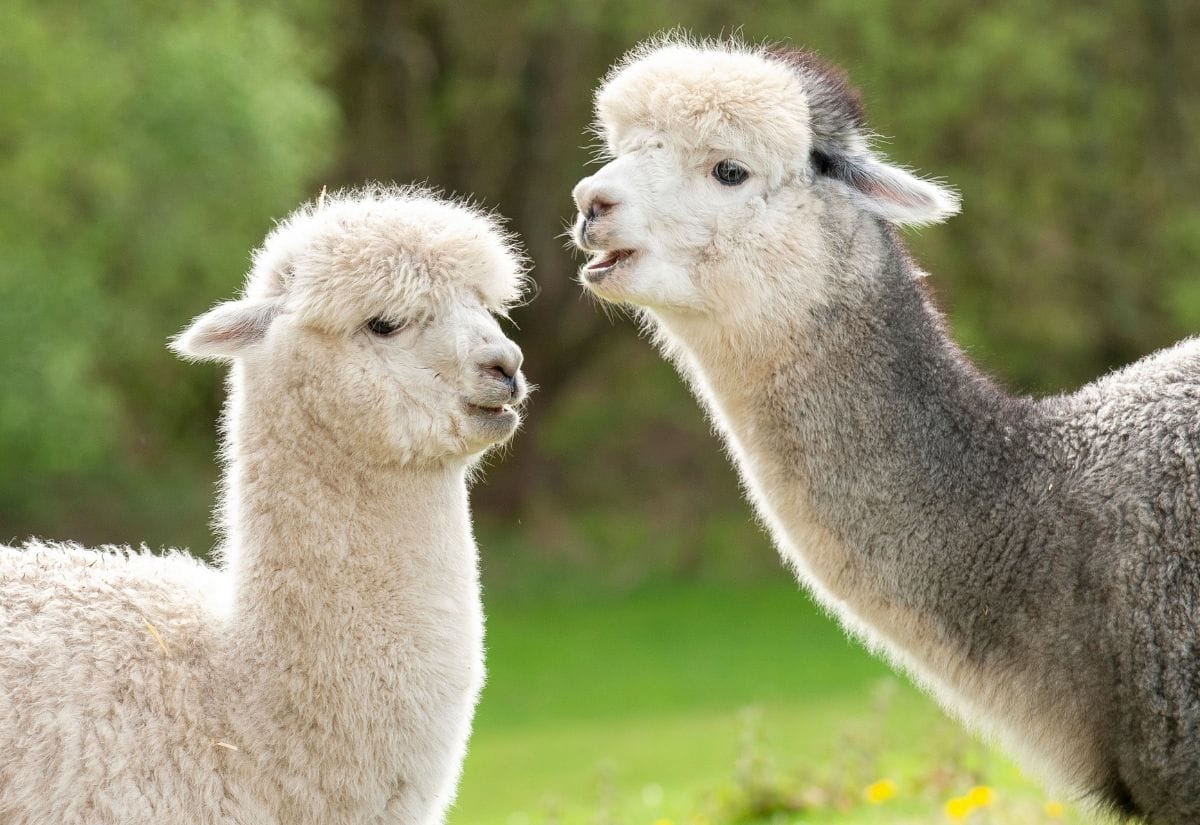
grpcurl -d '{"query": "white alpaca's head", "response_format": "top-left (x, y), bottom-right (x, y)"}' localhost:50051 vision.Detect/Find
top-left (172, 186), bottom-right (529, 465)
top-left (571, 36), bottom-right (959, 318)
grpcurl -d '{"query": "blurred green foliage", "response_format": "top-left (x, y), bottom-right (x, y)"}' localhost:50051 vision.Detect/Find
top-left (1, 1), bottom-right (1198, 590)
top-left (0, 0), bottom-right (336, 547)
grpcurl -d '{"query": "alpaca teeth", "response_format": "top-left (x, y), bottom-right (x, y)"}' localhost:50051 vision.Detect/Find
top-left (587, 249), bottom-right (633, 270)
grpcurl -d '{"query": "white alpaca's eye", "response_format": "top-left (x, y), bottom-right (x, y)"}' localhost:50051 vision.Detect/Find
top-left (365, 316), bottom-right (406, 337)
top-left (712, 160), bottom-right (749, 186)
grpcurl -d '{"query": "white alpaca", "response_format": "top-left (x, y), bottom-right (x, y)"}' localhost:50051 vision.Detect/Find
top-left (571, 36), bottom-right (1200, 823)
top-left (0, 186), bottom-right (528, 825)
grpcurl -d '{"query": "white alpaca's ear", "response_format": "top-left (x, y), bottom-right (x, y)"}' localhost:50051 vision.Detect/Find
top-left (813, 149), bottom-right (961, 226)
top-left (170, 298), bottom-right (282, 362)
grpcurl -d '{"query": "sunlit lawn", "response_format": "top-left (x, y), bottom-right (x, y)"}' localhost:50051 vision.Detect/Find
top-left (453, 581), bottom-right (1101, 825)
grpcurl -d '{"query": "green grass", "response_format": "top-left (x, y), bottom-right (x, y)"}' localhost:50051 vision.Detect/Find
top-left (453, 581), bottom-right (1100, 825)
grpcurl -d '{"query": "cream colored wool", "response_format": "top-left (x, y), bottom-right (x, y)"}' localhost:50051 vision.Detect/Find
top-left (0, 186), bottom-right (528, 825)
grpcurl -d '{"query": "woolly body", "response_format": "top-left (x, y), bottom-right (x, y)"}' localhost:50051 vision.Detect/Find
top-left (0, 186), bottom-right (528, 825)
top-left (573, 36), bottom-right (1199, 822)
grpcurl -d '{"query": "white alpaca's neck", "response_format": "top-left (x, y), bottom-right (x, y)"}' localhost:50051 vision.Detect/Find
top-left (221, 378), bottom-right (474, 648)
top-left (211, 364), bottom-right (483, 818)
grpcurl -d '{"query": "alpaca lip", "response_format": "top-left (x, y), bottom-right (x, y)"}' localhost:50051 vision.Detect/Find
top-left (465, 402), bottom-right (519, 438)
top-left (466, 403), bottom-right (510, 416)
top-left (583, 249), bottom-right (635, 282)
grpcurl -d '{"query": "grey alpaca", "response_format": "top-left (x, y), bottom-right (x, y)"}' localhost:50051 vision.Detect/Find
top-left (570, 35), bottom-right (1200, 823)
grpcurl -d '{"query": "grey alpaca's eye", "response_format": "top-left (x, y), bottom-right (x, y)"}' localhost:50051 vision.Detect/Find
top-left (366, 316), bottom-right (405, 337)
top-left (712, 160), bottom-right (749, 186)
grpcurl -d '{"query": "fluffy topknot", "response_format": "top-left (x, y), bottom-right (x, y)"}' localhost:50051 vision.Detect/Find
top-left (244, 185), bottom-right (529, 333)
top-left (592, 33), bottom-right (958, 226)
top-left (594, 34), bottom-right (872, 183)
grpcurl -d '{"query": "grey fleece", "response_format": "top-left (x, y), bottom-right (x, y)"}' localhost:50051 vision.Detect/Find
top-left (706, 220), bottom-right (1199, 821)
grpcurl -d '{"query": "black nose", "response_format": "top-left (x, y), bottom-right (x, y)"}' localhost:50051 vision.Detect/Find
top-left (585, 195), bottom-right (617, 222)
top-left (478, 346), bottom-right (523, 395)
top-left (486, 365), bottom-right (518, 395)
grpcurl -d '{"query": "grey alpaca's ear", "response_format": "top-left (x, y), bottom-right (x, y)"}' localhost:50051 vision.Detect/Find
top-left (170, 298), bottom-right (282, 362)
top-left (812, 149), bottom-right (961, 226)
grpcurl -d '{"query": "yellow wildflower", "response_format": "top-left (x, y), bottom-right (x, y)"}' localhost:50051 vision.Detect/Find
top-left (945, 796), bottom-right (974, 821)
top-left (1044, 800), bottom-right (1066, 819)
top-left (966, 786), bottom-right (995, 807)
top-left (864, 778), bottom-right (898, 804)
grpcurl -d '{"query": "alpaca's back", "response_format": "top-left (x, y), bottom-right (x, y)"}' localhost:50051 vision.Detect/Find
top-left (0, 544), bottom-right (247, 825)
top-left (1055, 336), bottom-right (1200, 549)
top-left (1048, 339), bottom-right (1200, 819)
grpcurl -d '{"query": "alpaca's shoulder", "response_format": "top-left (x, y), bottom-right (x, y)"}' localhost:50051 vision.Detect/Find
top-left (1092, 337), bottom-right (1200, 394)
top-left (1, 541), bottom-right (220, 601)
top-left (1054, 337), bottom-right (1200, 420)
top-left (0, 542), bottom-right (225, 665)
top-left (1042, 339), bottom-right (1200, 496)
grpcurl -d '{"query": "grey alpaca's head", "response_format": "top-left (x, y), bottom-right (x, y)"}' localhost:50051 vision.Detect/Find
top-left (570, 35), bottom-right (959, 316)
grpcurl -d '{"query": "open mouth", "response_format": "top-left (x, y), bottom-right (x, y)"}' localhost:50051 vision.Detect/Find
top-left (584, 249), bottom-right (635, 281)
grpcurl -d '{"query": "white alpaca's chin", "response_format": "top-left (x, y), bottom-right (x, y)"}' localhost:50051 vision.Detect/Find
top-left (462, 402), bottom-right (520, 446)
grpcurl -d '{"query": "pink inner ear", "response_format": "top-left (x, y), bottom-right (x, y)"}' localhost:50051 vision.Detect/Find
top-left (846, 156), bottom-right (960, 226)
top-left (175, 300), bottom-right (280, 359)
top-left (862, 176), bottom-right (933, 209)
top-left (204, 314), bottom-right (267, 347)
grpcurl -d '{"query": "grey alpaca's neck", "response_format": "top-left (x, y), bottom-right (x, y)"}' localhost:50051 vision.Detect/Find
top-left (657, 222), bottom-right (1152, 811)
top-left (659, 223), bottom-right (1041, 642)
top-left (786, 229), bottom-right (1036, 579)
